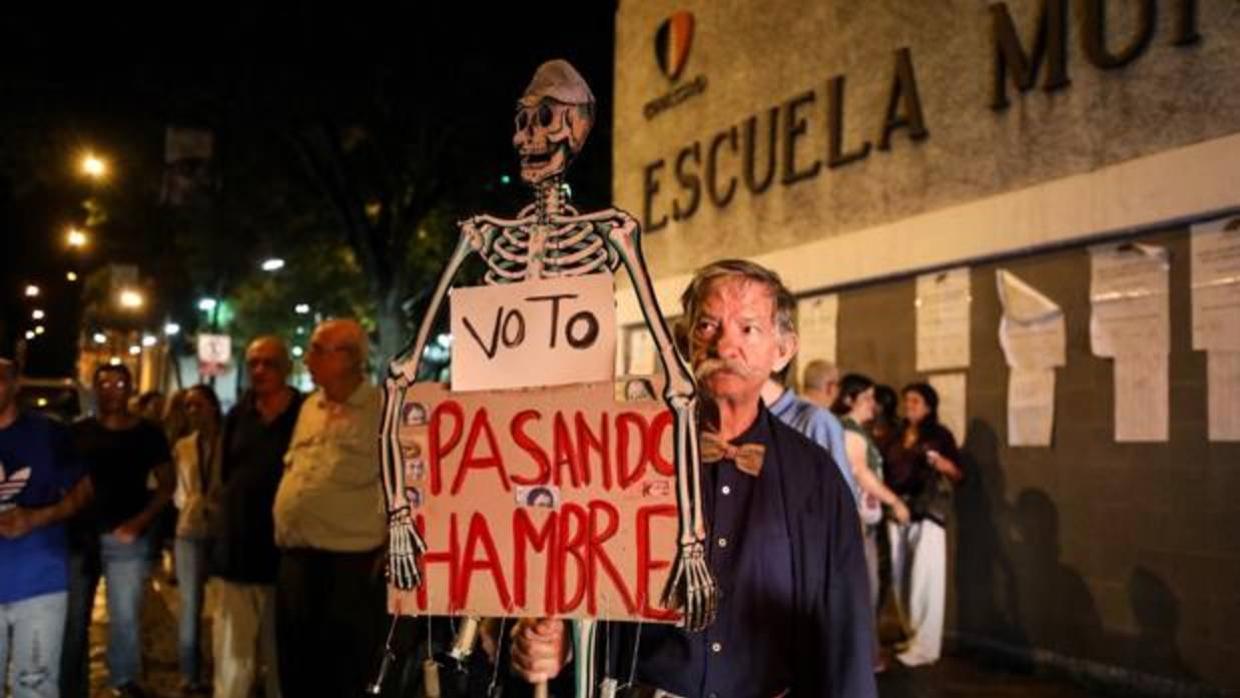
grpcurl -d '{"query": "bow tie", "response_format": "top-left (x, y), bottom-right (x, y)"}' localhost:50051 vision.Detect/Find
top-left (700, 431), bottom-right (765, 477)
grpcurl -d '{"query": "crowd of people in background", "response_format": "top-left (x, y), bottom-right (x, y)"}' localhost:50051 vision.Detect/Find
top-left (1, 261), bottom-right (967, 697)
top-left (791, 360), bottom-right (965, 672)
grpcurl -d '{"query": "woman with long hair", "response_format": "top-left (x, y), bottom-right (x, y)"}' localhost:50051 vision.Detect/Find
top-left (868, 384), bottom-right (900, 455)
top-left (830, 373), bottom-right (910, 672)
top-left (883, 382), bottom-right (963, 667)
top-left (172, 384), bottom-right (222, 693)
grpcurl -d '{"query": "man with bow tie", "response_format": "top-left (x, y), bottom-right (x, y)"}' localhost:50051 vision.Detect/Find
top-left (509, 260), bottom-right (876, 698)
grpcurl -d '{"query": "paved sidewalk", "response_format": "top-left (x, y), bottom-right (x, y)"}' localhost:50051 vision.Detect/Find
top-left (84, 566), bottom-right (1106, 697)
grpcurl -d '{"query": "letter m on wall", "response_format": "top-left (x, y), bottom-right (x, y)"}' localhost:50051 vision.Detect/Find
top-left (990, 0), bottom-right (1070, 110)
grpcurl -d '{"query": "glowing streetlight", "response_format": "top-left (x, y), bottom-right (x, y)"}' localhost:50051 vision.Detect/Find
top-left (25, 330), bottom-right (35, 340)
top-left (198, 297), bottom-right (218, 312)
top-left (80, 153), bottom-right (108, 179)
top-left (119, 289), bottom-right (145, 310)
top-left (66, 227), bottom-right (89, 248)
top-left (141, 335), bottom-right (157, 347)
top-left (261, 258), bottom-right (285, 272)
top-left (294, 303), bottom-right (310, 315)
top-left (128, 345), bottom-right (141, 356)
top-left (164, 322), bottom-right (181, 336)
top-left (66, 271), bottom-right (79, 282)
top-left (93, 333), bottom-right (107, 344)
top-left (31, 309), bottom-right (45, 320)
top-left (109, 356), bottom-right (121, 366)
top-left (292, 346), bottom-right (304, 358)
top-left (25, 285), bottom-right (40, 298)
top-left (34, 325), bottom-right (45, 335)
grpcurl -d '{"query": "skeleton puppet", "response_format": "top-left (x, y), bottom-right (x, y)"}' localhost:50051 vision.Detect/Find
top-left (378, 59), bottom-right (717, 684)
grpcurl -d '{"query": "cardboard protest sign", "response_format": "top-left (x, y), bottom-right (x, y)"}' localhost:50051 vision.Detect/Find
top-left (450, 273), bottom-right (616, 392)
top-left (389, 379), bottom-right (680, 622)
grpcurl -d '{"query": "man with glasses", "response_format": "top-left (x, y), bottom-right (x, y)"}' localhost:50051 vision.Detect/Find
top-left (272, 319), bottom-right (386, 698)
top-left (208, 337), bottom-right (303, 698)
top-left (64, 363), bottom-right (173, 698)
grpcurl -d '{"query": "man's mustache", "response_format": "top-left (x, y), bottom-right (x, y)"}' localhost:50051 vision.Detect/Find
top-left (694, 357), bottom-right (754, 381)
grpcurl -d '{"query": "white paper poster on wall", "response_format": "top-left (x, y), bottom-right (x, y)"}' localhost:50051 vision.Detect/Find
top-left (1089, 243), bottom-right (1170, 358)
top-left (928, 372), bottom-right (967, 443)
top-left (996, 270), bottom-right (1064, 447)
top-left (1190, 217), bottom-right (1240, 352)
top-left (917, 267), bottom-right (971, 371)
top-left (1208, 352), bottom-right (1240, 441)
top-left (1008, 368), bottom-right (1056, 447)
top-left (997, 270), bottom-right (1066, 370)
top-left (1113, 352), bottom-right (1170, 442)
top-left (627, 326), bottom-right (656, 376)
top-left (796, 293), bottom-right (838, 368)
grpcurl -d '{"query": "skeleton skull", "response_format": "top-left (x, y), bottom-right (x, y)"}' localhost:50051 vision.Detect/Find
top-left (514, 60), bottom-right (595, 185)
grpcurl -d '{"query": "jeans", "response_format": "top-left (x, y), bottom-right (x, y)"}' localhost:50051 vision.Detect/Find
top-left (100, 533), bottom-right (152, 687)
top-left (0, 591), bottom-right (68, 698)
top-left (174, 537), bottom-right (208, 686)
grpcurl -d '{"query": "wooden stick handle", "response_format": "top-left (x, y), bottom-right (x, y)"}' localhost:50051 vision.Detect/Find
top-left (533, 680), bottom-right (549, 698)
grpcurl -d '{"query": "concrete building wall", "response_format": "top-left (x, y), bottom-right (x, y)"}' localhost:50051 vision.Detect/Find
top-left (612, 0), bottom-right (1240, 690)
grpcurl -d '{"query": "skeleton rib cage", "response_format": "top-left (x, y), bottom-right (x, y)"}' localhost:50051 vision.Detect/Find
top-left (481, 202), bottom-right (620, 284)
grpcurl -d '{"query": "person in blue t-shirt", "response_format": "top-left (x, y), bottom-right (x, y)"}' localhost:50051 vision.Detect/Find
top-left (0, 357), bottom-right (93, 697)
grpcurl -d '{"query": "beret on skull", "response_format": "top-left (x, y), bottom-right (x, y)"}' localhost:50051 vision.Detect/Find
top-left (513, 59), bottom-right (596, 184)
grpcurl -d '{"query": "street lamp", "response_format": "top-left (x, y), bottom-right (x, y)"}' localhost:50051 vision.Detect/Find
top-left (141, 335), bottom-right (157, 347)
top-left (118, 288), bottom-right (145, 310)
top-left (80, 153), bottom-right (108, 179)
top-left (24, 284), bottom-right (39, 298)
top-left (34, 325), bottom-right (45, 335)
top-left (294, 303), bottom-right (310, 315)
top-left (128, 345), bottom-right (141, 356)
top-left (66, 271), bottom-right (79, 282)
top-left (164, 322), bottom-right (181, 336)
top-left (261, 258), bottom-right (285, 272)
top-left (93, 332), bottom-right (107, 344)
top-left (66, 227), bottom-right (89, 248)
top-left (198, 297), bottom-right (218, 312)
top-left (31, 309), bottom-right (45, 320)
top-left (25, 330), bottom-right (35, 340)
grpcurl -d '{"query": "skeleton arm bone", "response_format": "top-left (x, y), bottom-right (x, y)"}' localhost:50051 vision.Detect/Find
top-left (589, 208), bottom-right (717, 631)
top-left (380, 218), bottom-right (505, 590)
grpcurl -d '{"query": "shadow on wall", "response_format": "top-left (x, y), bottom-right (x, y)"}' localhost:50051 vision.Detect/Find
top-left (953, 418), bottom-right (1032, 660)
top-left (953, 419), bottom-right (1200, 688)
top-left (1108, 567), bottom-right (1198, 683)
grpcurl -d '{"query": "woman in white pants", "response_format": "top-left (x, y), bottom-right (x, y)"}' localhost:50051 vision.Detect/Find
top-left (830, 373), bottom-right (910, 672)
top-left (883, 383), bottom-right (963, 667)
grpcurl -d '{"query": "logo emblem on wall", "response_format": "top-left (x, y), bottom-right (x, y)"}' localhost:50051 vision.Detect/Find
top-left (655, 11), bottom-right (695, 81)
top-left (644, 11), bottom-right (708, 120)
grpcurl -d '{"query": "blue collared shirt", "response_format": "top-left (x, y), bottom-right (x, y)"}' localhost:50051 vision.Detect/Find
top-left (767, 389), bottom-right (859, 502)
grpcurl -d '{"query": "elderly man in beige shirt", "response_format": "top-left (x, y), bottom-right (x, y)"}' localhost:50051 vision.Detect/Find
top-left (272, 318), bottom-right (387, 698)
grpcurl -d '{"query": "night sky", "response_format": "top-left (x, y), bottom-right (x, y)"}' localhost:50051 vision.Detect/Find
top-left (0, 5), bottom-right (617, 376)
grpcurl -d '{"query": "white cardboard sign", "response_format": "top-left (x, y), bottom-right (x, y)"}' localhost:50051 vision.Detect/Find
top-left (450, 274), bottom-right (616, 392)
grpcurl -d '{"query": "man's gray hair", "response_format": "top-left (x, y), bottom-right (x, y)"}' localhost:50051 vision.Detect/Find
top-left (680, 259), bottom-right (796, 335)
top-left (802, 359), bottom-right (839, 392)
